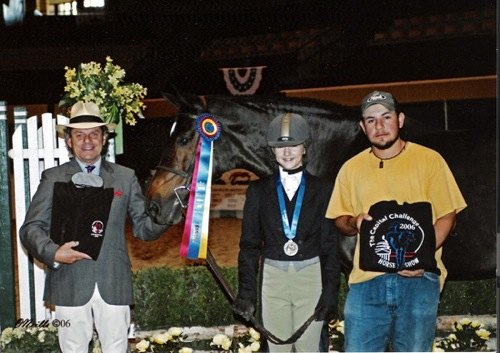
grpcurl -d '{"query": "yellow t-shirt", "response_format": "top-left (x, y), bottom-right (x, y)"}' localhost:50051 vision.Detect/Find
top-left (326, 142), bottom-right (467, 289)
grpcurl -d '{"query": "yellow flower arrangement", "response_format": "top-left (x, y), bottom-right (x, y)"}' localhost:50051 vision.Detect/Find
top-left (59, 56), bottom-right (147, 126)
top-left (210, 327), bottom-right (260, 353)
top-left (133, 327), bottom-right (189, 353)
top-left (210, 333), bottom-right (233, 352)
top-left (236, 327), bottom-right (260, 353)
top-left (132, 326), bottom-right (261, 353)
top-left (0, 323), bottom-right (102, 353)
top-left (434, 318), bottom-right (492, 352)
top-left (329, 319), bottom-right (344, 352)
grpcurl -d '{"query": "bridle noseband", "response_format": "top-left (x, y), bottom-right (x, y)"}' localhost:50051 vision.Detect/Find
top-left (154, 164), bottom-right (194, 209)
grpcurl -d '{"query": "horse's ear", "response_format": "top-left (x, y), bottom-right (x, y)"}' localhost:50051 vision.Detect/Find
top-left (162, 85), bottom-right (202, 116)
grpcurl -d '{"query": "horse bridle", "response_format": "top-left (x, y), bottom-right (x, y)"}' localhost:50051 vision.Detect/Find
top-left (154, 133), bottom-right (200, 210)
top-left (154, 165), bottom-right (193, 210)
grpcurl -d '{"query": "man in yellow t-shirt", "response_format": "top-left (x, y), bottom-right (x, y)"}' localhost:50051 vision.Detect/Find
top-left (326, 91), bottom-right (466, 352)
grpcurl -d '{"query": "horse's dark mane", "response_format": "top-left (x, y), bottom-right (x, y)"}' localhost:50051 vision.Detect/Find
top-left (207, 94), bottom-right (360, 120)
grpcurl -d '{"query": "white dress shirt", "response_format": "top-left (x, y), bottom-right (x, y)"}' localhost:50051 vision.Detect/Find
top-left (279, 166), bottom-right (303, 200)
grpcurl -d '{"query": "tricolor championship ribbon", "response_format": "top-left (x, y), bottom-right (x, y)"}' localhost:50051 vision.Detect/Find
top-left (180, 114), bottom-right (221, 260)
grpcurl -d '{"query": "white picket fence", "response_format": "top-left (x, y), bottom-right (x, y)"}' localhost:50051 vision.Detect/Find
top-left (8, 112), bottom-right (70, 322)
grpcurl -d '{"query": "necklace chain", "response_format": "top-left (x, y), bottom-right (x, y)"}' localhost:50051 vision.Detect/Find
top-left (371, 142), bottom-right (407, 169)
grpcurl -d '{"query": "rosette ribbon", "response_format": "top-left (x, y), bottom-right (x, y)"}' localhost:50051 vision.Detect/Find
top-left (180, 114), bottom-right (221, 259)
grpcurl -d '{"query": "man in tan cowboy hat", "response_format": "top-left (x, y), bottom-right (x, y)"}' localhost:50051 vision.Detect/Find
top-left (56, 101), bottom-right (116, 135)
top-left (20, 101), bottom-right (168, 353)
top-left (56, 101), bottom-right (117, 165)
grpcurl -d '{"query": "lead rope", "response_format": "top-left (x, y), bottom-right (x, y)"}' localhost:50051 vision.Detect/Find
top-left (205, 249), bottom-right (320, 345)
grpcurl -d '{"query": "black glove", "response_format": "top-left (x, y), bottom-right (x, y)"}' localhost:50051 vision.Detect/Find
top-left (314, 292), bottom-right (337, 322)
top-left (232, 297), bottom-right (255, 321)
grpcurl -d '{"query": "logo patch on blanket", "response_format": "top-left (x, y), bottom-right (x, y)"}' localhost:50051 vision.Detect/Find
top-left (359, 200), bottom-right (438, 273)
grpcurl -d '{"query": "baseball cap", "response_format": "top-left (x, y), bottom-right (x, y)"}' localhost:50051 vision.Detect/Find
top-left (361, 91), bottom-right (398, 115)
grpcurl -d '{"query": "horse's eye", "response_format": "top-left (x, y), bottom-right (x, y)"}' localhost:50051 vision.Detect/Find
top-left (178, 137), bottom-right (190, 146)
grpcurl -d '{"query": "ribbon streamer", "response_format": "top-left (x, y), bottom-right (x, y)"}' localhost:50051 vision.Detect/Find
top-left (179, 140), bottom-right (201, 258)
top-left (180, 114), bottom-right (221, 259)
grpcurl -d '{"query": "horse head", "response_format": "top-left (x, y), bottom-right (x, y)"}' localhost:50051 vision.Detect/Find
top-left (145, 92), bottom-right (203, 225)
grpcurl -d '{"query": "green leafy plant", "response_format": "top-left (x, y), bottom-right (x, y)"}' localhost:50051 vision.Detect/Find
top-left (132, 267), bottom-right (494, 330)
top-left (59, 56), bottom-right (147, 126)
top-left (438, 280), bottom-right (496, 315)
top-left (434, 318), bottom-right (492, 351)
top-left (132, 266), bottom-right (237, 329)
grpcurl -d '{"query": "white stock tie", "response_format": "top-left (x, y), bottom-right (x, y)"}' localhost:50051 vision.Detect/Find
top-left (281, 173), bottom-right (301, 200)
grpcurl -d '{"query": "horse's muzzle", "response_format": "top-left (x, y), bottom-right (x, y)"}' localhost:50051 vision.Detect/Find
top-left (146, 197), bottom-right (184, 225)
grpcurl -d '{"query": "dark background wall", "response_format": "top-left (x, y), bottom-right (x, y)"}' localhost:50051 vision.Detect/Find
top-left (0, 0), bottom-right (495, 104)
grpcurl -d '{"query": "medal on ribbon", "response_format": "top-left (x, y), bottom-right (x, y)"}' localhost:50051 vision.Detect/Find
top-left (276, 173), bottom-right (306, 256)
top-left (180, 114), bottom-right (221, 260)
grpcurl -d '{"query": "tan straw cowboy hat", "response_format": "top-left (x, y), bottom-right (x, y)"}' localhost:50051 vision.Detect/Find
top-left (56, 101), bottom-right (117, 137)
